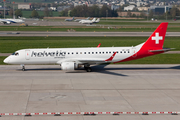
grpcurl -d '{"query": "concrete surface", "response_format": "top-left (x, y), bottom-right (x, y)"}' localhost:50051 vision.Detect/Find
top-left (0, 64), bottom-right (180, 120)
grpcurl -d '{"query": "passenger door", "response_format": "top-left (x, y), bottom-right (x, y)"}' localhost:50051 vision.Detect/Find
top-left (25, 50), bottom-right (30, 60)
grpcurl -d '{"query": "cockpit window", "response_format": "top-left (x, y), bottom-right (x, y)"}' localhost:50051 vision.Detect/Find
top-left (12, 52), bottom-right (15, 55)
top-left (15, 52), bottom-right (19, 56)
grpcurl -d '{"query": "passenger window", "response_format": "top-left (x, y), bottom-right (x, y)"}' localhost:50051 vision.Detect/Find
top-left (72, 52), bottom-right (74, 54)
top-left (80, 52), bottom-right (82, 54)
top-left (117, 51), bottom-right (118, 53)
top-left (106, 52), bottom-right (108, 54)
top-left (102, 52), bottom-right (104, 54)
top-left (88, 52), bottom-right (90, 54)
top-left (92, 52), bottom-right (94, 54)
top-left (76, 52), bottom-right (78, 54)
top-left (68, 52), bottom-right (70, 54)
top-left (109, 52), bottom-right (111, 54)
top-left (99, 52), bottom-right (101, 54)
top-left (84, 52), bottom-right (86, 54)
top-left (96, 52), bottom-right (98, 54)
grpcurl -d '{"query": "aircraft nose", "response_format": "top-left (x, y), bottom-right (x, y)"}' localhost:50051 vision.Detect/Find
top-left (3, 57), bottom-right (10, 64)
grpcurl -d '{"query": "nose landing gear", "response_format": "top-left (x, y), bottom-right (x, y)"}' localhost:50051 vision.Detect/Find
top-left (21, 64), bottom-right (25, 71)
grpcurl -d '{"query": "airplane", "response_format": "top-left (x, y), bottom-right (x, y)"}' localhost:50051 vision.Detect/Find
top-left (79, 18), bottom-right (96, 24)
top-left (0, 18), bottom-right (25, 24)
top-left (4, 22), bottom-right (170, 72)
top-left (94, 18), bottom-right (100, 23)
top-left (65, 17), bottom-right (75, 21)
top-left (74, 17), bottom-right (90, 22)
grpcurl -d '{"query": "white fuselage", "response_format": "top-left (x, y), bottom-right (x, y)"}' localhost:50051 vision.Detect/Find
top-left (79, 18), bottom-right (96, 24)
top-left (4, 45), bottom-right (143, 65)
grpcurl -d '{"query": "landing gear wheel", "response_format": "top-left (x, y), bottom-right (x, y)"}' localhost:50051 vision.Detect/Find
top-left (22, 66), bottom-right (25, 71)
top-left (86, 67), bottom-right (92, 72)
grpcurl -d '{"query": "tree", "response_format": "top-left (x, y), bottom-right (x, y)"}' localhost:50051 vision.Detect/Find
top-left (43, 7), bottom-right (53, 17)
top-left (132, 13), bottom-right (136, 17)
top-left (170, 5), bottom-right (176, 19)
top-left (44, 7), bottom-right (49, 17)
top-left (68, 10), bottom-right (71, 17)
top-left (9, 9), bottom-right (13, 17)
top-left (15, 9), bottom-right (22, 18)
top-left (100, 5), bottom-right (110, 17)
top-left (127, 10), bottom-right (132, 17)
top-left (59, 8), bottom-right (69, 17)
top-left (70, 4), bottom-right (117, 17)
top-left (31, 9), bottom-right (39, 18)
top-left (148, 10), bottom-right (154, 18)
top-left (140, 12), bottom-right (146, 18)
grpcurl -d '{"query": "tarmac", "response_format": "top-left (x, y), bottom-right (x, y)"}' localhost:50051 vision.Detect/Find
top-left (0, 64), bottom-right (180, 120)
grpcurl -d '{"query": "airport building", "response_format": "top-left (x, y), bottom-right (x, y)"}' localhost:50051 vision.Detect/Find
top-left (149, 6), bottom-right (172, 15)
top-left (18, 4), bottom-right (31, 9)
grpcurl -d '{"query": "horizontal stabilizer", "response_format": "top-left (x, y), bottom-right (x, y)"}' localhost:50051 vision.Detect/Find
top-left (149, 48), bottom-right (171, 53)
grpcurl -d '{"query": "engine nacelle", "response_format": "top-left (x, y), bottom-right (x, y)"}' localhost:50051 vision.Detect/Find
top-left (61, 62), bottom-right (75, 70)
top-left (6, 21), bottom-right (11, 24)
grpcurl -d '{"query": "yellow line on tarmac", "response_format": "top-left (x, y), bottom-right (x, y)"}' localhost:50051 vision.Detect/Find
top-left (60, 22), bottom-right (65, 25)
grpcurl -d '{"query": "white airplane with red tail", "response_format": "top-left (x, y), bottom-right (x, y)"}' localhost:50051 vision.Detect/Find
top-left (4, 22), bottom-right (170, 72)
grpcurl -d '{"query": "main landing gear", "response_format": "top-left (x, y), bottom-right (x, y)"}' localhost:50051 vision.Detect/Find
top-left (84, 64), bottom-right (92, 72)
top-left (21, 64), bottom-right (25, 71)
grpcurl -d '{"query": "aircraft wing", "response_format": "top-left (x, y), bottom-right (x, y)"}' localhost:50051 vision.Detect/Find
top-left (57, 58), bottom-right (107, 64)
top-left (57, 52), bottom-right (117, 64)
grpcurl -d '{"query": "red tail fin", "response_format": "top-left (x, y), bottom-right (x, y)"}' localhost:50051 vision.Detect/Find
top-left (114, 22), bottom-right (169, 63)
top-left (143, 22), bottom-right (168, 50)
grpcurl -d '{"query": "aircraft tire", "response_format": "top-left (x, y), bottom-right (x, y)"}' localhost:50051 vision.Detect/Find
top-left (86, 67), bottom-right (92, 72)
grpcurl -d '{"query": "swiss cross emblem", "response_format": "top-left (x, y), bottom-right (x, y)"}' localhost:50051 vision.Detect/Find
top-left (152, 32), bottom-right (163, 44)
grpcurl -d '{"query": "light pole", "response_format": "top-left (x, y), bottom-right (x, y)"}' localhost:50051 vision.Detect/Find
top-left (106, 10), bottom-right (108, 21)
top-left (147, 10), bottom-right (148, 21)
top-left (3, 0), bottom-right (5, 19)
top-left (13, 1), bottom-right (15, 19)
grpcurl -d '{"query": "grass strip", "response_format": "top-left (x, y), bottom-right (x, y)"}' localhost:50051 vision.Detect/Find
top-left (118, 54), bottom-right (180, 64)
top-left (0, 37), bottom-right (178, 52)
top-left (97, 21), bottom-right (180, 26)
top-left (0, 26), bottom-right (180, 32)
top-left (0, 36), bottom-right (179, 53)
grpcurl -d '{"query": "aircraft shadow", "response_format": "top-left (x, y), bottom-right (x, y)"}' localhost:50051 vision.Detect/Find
top-left (17, 68), bottom-right (61, 71)
top-left (16, 65), bottom-right (180, 77)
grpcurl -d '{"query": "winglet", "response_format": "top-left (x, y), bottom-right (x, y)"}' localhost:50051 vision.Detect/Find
top-left (105, 52), bottom-right (117, 61)
top-left (97, 43), bottom-right (101, 48)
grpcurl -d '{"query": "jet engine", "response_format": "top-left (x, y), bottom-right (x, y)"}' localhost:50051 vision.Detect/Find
top-left (61, 62), bottom-right (76, 70)
top-left (6, 21), bottom-right (11, 24)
